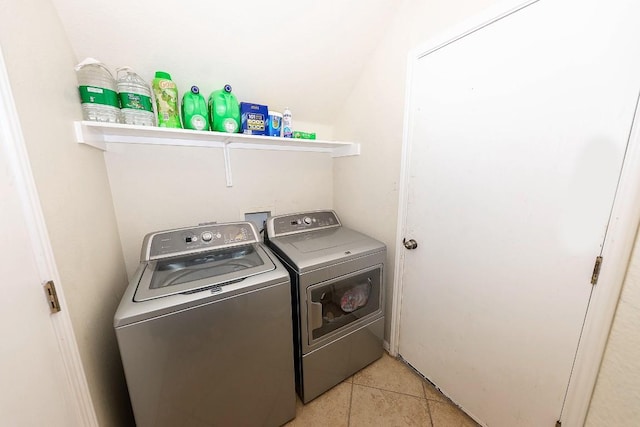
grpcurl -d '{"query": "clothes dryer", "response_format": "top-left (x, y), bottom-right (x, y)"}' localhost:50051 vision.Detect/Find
top-left (265, 210), bottom-right (385, 403)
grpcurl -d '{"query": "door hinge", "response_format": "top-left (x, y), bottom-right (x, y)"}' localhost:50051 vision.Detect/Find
top-left (591, 256), bottom-right (603, 285)
top-left (43, 280), bottom-right (61, 313)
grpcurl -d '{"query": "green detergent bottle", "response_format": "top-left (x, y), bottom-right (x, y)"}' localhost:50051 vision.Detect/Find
top-left (182, 86), bottom-right (209, 131)
top-left (208, 84), bottom-right (240, 133)
top-left (152, 71), bottom-right (182, 128)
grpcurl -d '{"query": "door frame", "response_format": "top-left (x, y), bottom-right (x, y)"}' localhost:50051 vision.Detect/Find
top-left (389, 0), bottom-right (640, 425)
top-left (0, 47), bottom-right (98, 426)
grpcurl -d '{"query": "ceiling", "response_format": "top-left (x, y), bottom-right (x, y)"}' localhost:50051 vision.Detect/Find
top-left (52, 0), bottom-right (400, 127)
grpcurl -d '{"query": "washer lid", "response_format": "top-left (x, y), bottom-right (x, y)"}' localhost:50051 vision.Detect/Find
top-left (288, 227), bottom-right (364, 252)
top-left (134, 243), bottom-right (275, 302)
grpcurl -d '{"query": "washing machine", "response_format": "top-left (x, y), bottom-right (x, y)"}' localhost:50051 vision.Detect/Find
top-left (265, 210), bottom-right (386, 403)
top-left (114, 221), bottom-right (295, 427)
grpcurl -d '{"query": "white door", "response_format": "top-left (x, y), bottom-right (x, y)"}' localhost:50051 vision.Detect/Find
top-left (0, 79), bottom-right (84, 426)
top-left (398, 0), bottom-right (640, 426)
top-left (0, 134), bottom-right (78, 426)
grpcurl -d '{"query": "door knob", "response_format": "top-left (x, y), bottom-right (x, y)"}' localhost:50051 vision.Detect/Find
top-left (403, 238), bottom-right (418, 250)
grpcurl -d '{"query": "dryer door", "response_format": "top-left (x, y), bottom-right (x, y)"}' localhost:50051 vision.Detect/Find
top-left (306, 265), bottom-right (382, 347)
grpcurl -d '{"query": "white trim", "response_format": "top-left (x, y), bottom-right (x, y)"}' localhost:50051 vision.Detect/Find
top-left (390, 0), bottom-right (640, 425)
top-left (389, 47), bottom-right (417, 357)
top-left (0, 48), bottom-right (98, 426)
top-left (561, 91), bottom-right (640, 426)
top-left (411, 0), bottom-right (539, 61)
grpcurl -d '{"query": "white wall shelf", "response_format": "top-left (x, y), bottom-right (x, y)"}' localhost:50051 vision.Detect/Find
top-left (74, 121), bottom-right (359, 156)
top-left (74, 121), bottom-right (360, 187)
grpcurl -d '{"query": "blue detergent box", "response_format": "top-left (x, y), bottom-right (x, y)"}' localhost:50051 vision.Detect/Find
top-left (240, 102), bottom-right (269, 135)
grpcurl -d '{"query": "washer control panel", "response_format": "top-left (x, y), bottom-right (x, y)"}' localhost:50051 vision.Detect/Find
top-left (267, 210), bottom-right (341, 237)
top-left (144, 222), bottom-right (258, 261)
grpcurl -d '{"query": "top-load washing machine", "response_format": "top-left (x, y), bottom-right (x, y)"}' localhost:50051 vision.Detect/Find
top-left (265, 210), bottom-right (386, 403)
top-left (114, 221), bottom-right (295, 427)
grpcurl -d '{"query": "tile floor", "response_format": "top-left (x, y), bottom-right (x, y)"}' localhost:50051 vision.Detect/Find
top-left (284, 351), bottom-right (479, 427)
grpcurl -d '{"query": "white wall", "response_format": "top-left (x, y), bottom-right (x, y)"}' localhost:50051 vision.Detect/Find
top-left (0, 1), bottom-right (132, 425)
top-left (586, 226), bottom-right (640, 425)
top-left (105, 145), bottom-right (333, 277)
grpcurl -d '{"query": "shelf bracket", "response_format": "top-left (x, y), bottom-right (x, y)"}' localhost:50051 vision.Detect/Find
top-left (223, 143), bottom-right (233, 187)
top-left (74, 121), bottom-right (106, 151)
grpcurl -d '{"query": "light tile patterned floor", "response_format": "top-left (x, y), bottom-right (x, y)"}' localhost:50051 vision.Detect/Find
top-left (284, 351), bottom-right (479, 426)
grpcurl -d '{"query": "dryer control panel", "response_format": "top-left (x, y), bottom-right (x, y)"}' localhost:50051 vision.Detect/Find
top-left (142, 222), bottom-right (259, 261)
top-left (267, 210), bottom-right (341, 237)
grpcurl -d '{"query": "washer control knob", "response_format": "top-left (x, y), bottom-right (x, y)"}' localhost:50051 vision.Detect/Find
top-left (303, 217), bottom-right (312, 225)
top-left (201, 231), bottom-right (213, 242)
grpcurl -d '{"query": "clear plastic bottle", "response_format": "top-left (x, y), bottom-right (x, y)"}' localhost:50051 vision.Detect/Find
top-left (75, 58), bottom-right (120, 123)
top-left (283, 108), bottom-right (293, 138)
top-left (116, 67), bottom-right (156, 126)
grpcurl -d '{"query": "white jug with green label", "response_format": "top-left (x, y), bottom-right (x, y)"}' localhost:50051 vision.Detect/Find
top-left (75, 58), bottom-right (120, 123)
top-left (117, 67), bottom-right (155, 126)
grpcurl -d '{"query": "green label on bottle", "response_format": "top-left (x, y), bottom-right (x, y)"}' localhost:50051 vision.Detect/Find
top-left (118, 92), bottom-right (153, 112)
top-left (79, 86), bottom-right (119, 108)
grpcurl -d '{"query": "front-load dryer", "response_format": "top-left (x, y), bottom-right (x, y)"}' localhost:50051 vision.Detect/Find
top-left (114, 221), bottom-right (295, 427)
top-left (265, 210), bottom-right (386, 403)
